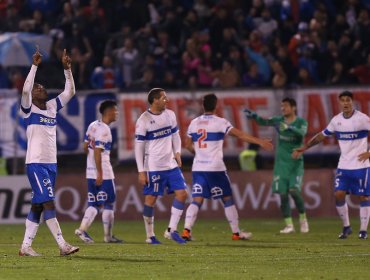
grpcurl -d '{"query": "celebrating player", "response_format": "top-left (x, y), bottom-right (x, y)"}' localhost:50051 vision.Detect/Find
top-left (245, 98), bottom-right (309, 234)
top-left (293, 91), bottom-right (370, 239)
top-left (135, 88), bottom-right (188, 244)
top-left (19, 48), bottom-right (79, 256)
top-left (181, 93), bottom-right (273, 241)
top-left (75, 100), bottom-right (123, 244)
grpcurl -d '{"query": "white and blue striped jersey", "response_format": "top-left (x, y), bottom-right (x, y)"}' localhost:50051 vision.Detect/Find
top-left (322, 110), bottom-right (370, 170)
top-left (188, 114), bottom-right (233, 171)
top-left (135, 109), bottom-right (180, 172)
top-left (20, 65), bottom-right (75, 164)
top-left (85, 120), bottom-right (114, 179)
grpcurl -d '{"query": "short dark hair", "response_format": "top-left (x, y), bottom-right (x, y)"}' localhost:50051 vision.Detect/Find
top-left (282, 97), bottom-right (296, 107)
top-left (339, 90), bottom-right (353, 99)
top-left (99, 100), bottom-right (117, 114)
top-left (148, 88), bottom-right (164, 104)
top-left (203, 93), bottom-right (218, 112)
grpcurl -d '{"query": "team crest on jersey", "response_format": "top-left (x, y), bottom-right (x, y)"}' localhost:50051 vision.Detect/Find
top-left (151, 175), bottom-right (160, 182)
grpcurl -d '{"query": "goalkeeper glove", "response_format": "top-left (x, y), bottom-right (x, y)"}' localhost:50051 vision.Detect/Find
top-left (244, 109), bottom-right (257, 119)
top-left (279, 122), bottom-right (290, 131)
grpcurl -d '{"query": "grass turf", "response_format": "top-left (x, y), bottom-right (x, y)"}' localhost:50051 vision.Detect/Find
top-left (0, 218), bottom-right (369, 279)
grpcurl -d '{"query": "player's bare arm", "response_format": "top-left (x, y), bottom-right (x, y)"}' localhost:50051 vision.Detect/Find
top-left (184, 136), bottom-right (195, 154)
top-left (228, 127), bottom-right (273, 151)
top-left (138, 172), bottom-right (148, 186)
top-left (94, 147), bottom-right (103, 186)
top-left (292, 132), bottom-right (326, 159)
top-left (61, 49), bottom-right (72, 69)
top-left (358, 151), bottom-right (370, 162)
top-left (174, 152), bottom-right (182, 168)
top-left (32, 47), bottom-right (42, 66)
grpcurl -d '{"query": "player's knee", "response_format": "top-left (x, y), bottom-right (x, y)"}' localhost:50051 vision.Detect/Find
top-left (175, 189), bottom-right (187, 202)
top-left (42, 200), bottom-right (55, 210)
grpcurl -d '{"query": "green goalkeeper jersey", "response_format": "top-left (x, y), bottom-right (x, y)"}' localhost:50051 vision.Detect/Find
top-left (254, 115), bottom-right (307, 178)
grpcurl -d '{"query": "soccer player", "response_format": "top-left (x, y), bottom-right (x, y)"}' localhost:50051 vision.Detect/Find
top-left (75, 100), bottom-right (123, 244)
top-left (135, 88), bottom-right (188, 244)
top-left (19, 48), bottom-right (79, 256)
top-left (245, 98), bottom-right (309, 234)
top-left (181, 93), bottom-right (273, 241)
top-left (293, 91), bottom-right (370, 239)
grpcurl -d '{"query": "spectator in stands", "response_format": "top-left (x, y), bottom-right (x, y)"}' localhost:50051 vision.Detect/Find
top-left (114, 37), bottom-right (139, 88)
top-left (90, 55), bottom-right (122, 89)
top-left (0, 3), bottom-right (21, 32)
top-left (213, 59), bottom-right (240, 88)
top-left (197, 44), bottom-right (215, 88)
top-left (253, 8), bottom-right (278, 41)
top-left (349, 53), bottom-right (370, 84)
top-left (242, 63), bottom-right (265, 88)
top-left (327, 61), bottom-right (349, 85)
top-left (0, 65), bottom-right (10, 89)
top-left (271, 60), bottom-right (287, 89)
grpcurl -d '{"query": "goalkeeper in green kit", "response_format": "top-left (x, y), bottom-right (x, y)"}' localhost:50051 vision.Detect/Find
top-left (245, 97), bottom-right (309, 233)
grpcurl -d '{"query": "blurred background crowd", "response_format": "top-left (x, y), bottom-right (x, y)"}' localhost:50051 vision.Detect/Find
top-left (0, 0), bottom-right (369, 92)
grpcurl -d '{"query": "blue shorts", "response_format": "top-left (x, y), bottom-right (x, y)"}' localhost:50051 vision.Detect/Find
top-left (192, 171), bottom-right (232, 199)
top-left (335, 168), bottom-right (370, 196)
top-left (87, 179), bottom-right (116, 207)
top-left (143, 167), bottom-right (187, 196)
top-left (26, 163), bottom-right (57, 204)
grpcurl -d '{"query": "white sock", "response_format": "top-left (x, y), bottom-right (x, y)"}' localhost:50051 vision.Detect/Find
top-left (45, 218), bottom-right (66, 247)
top-left (168, 207), bottom-right (183, 232)
top-left (184, 203), bottom-right (200, 230)
top-left (102, 209), bottom-right (114, 239)
top-left (143, 216), bottom-right (154, 238)
top-left (79, 206), bottom-right (98, 231)
top-left (22, 219), bottom-right (39, 248)
top-left (360, 206), bottom-right (370, 231)
top-left (224, 205), bottom-right (240, 233)
top-left (336, 203), bottom-right (350, 227)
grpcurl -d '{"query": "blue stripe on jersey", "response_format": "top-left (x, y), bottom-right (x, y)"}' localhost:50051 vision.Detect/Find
top-left (20, 105), bottom-right (31, 114)
top-left (24, 113), bottom-right (57, 127)
top-left (145, 126), bottom-right (173, 140)
top-left (190, 132), bottom-right (225, 142)
top-left (135, 134), bottom-right (146, 141)
top-left (323, 129), bottom-right (334, 136)
top-left (172, 126), bottom-right (178, 133)
top-left (56, 97), bottom-right (63, 111)
top-left (95, 141), bottom-right (112, 151)
top-left (84, 134), bottom-right (89, 141)
top-left (335, 130), bottom-right (368, 141)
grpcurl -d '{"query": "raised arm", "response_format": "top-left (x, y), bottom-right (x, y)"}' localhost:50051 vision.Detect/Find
top-left (57, 49), bottom-right (76, 107)
top-left (228, 127), bottom-right (273, 151)
top-left (20, 49), bottom-right (42, 112)
top-left (244, 109), bottom-right (277, 126)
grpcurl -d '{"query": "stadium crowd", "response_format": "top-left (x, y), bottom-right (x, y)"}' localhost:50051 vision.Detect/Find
top-left (0, 0), bottom-right (369, 91)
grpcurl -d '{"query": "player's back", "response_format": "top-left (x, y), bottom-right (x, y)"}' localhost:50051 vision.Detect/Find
top-left (188, 114), bottom-right (232, 171)
top-left (135, 109), bottom-right (179, 171)
top-left (85, 120), bottom-right (114, 179)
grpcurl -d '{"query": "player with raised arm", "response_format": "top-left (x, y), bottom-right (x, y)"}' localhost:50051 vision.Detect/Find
top-left (181, 93), bottom-right (273, 241)
top-left (75, 100), bottom-right (123, 244)
top-left (293, 91), bottom-right (370, 239)
top-left (135, 88), bottom-right (188, 244)
top-left (245, 98), bottom-right (309, 234)
top-left (19, 48), bottom-right (79, 256)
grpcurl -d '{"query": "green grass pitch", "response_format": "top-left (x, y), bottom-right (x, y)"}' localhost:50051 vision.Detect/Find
top-left (1, 218), bottom-right (369, 279)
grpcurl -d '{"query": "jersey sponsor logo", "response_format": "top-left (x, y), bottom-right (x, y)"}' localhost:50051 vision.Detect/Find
top-left (39, 116), bottom-right (57, 125)
top-left (146, 126), bottom-right (173, 140)
top-left (335, 130), bottom-right (368, 141)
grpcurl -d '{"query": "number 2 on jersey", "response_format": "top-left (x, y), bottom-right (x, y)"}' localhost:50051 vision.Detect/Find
top-left (197, 128), bottom-right (207, 148)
